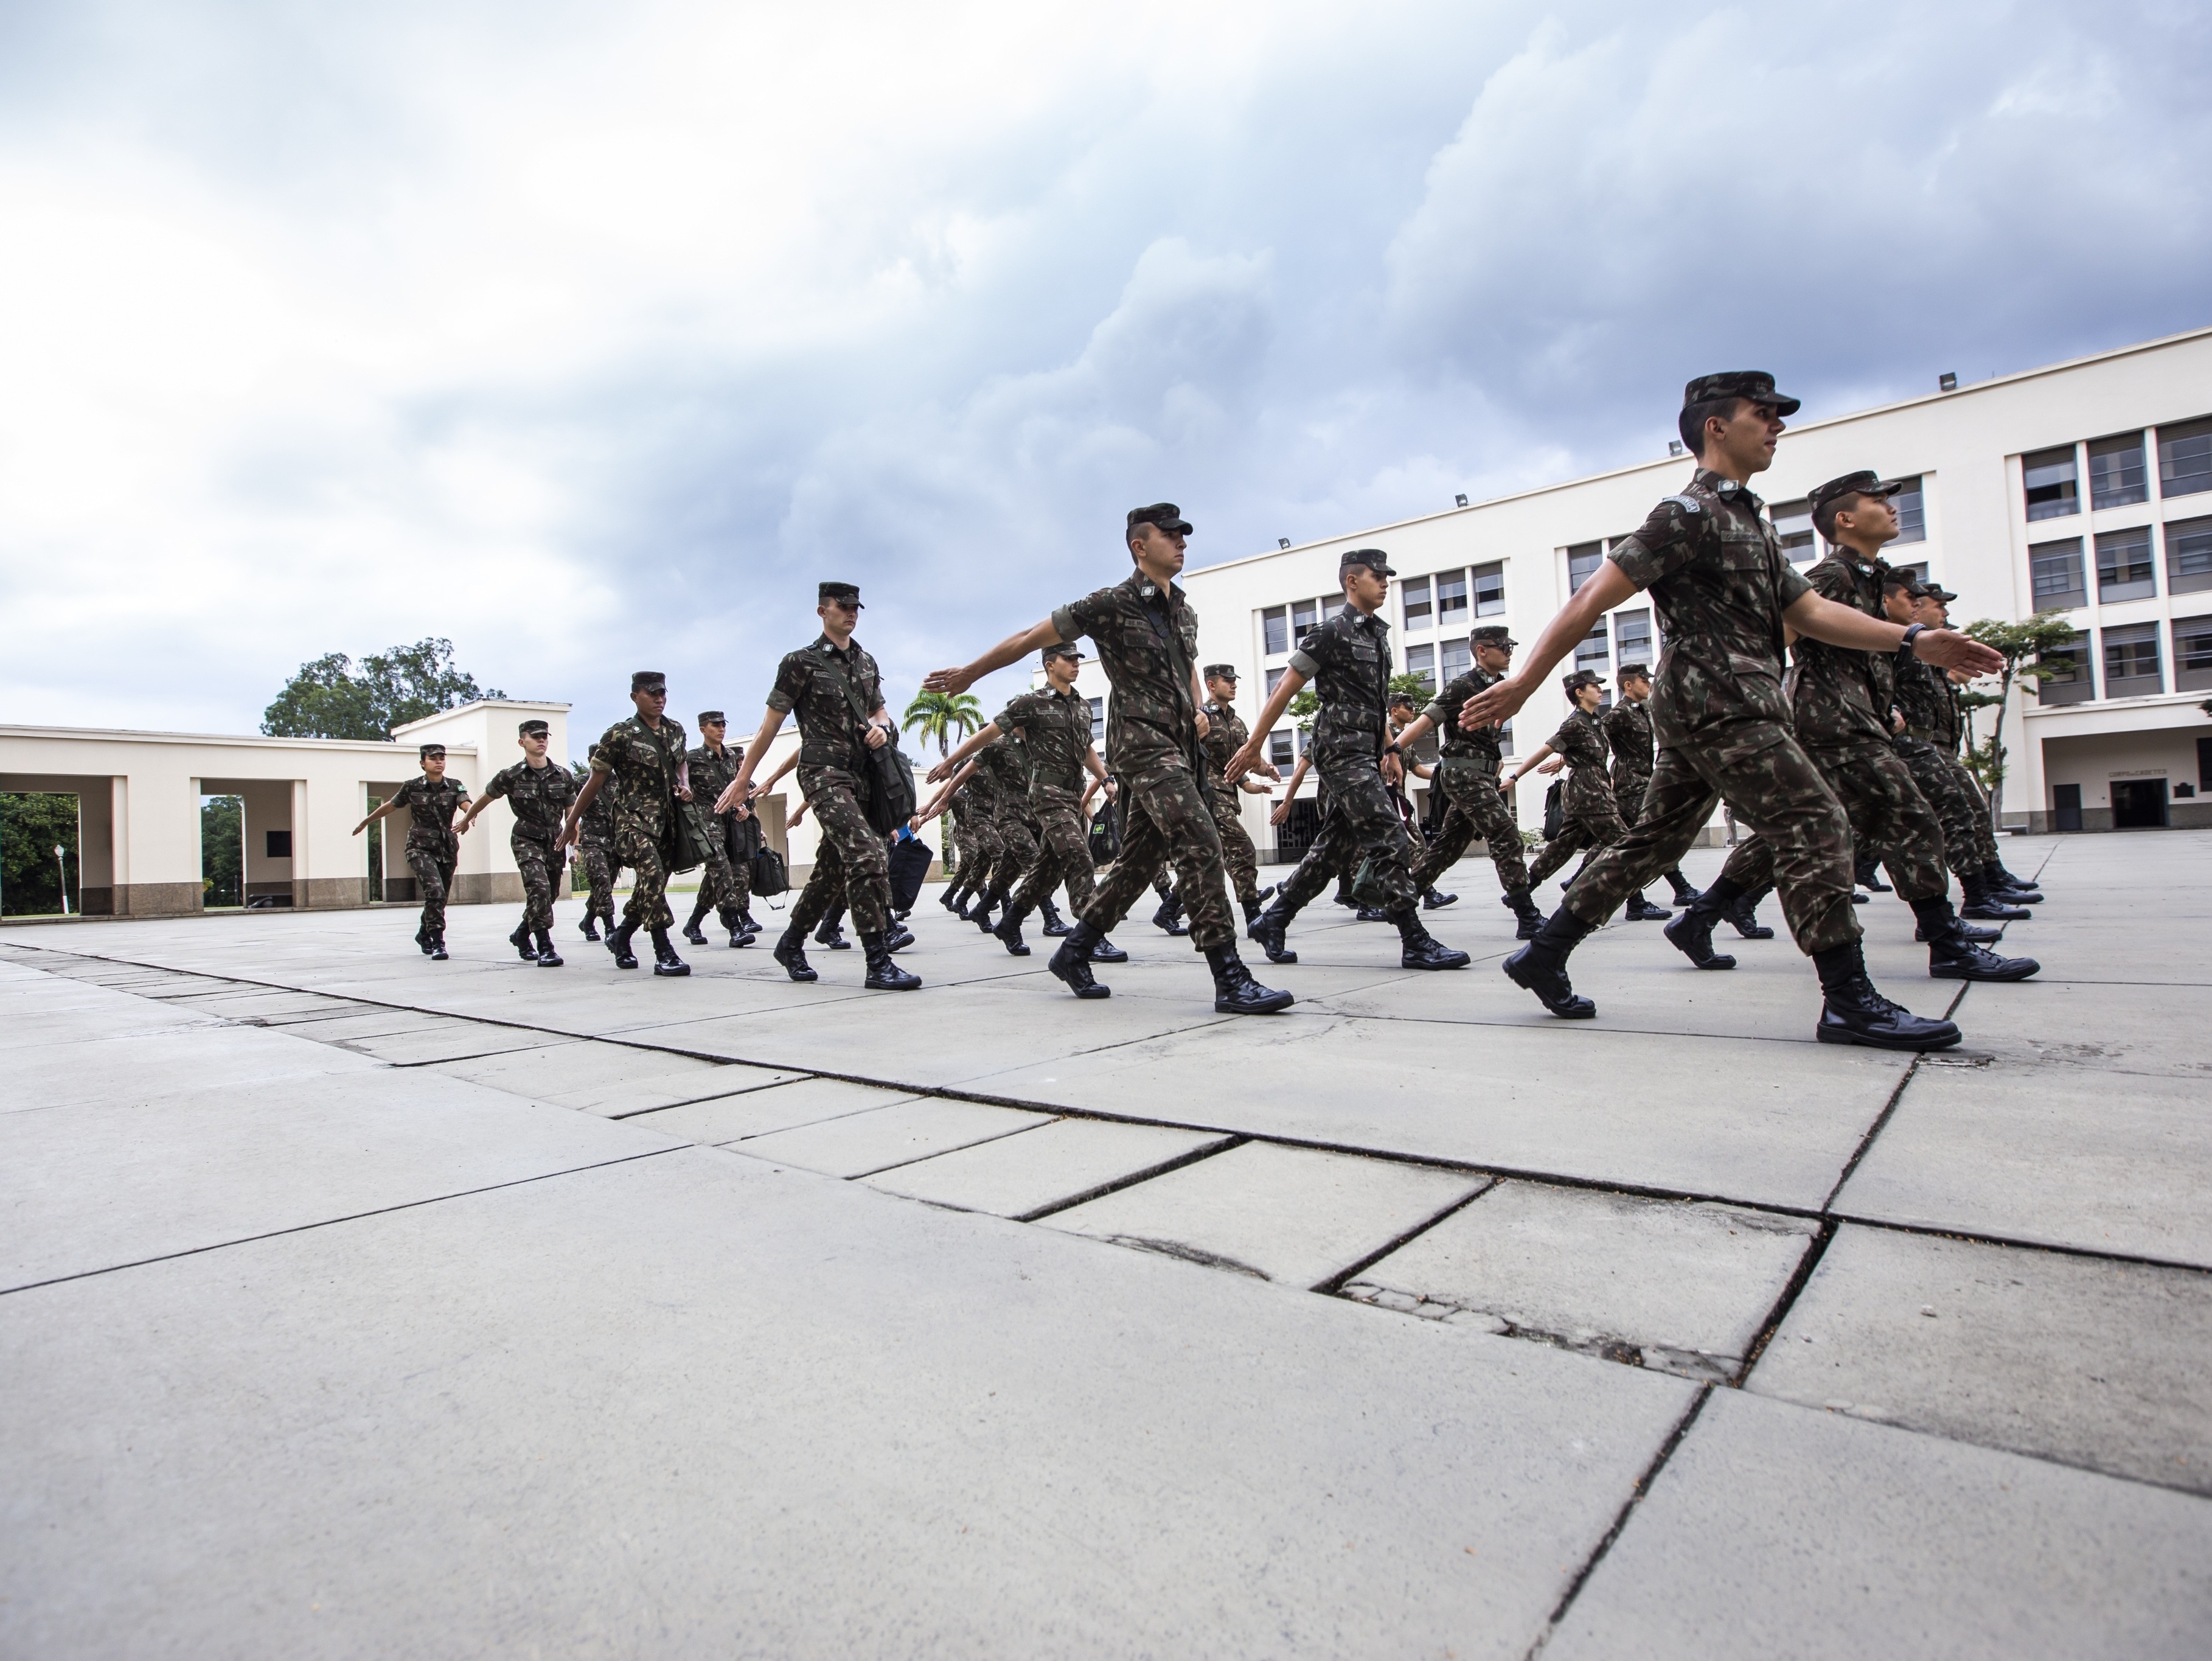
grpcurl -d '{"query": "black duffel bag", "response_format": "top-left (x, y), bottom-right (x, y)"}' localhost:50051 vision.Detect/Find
top-left (887, 833), bottom-right (933, 911)
top-left (751, 844), bottom-right (791, 898)
top-left (1542, 779), bottom-right (1565, 842)
top-left (863, 740), bottom-right (918, 837)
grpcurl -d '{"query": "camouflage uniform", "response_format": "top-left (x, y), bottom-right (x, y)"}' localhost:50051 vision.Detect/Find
top-left (1525, 706), bottom-right (1629, 888)
top-left (388, 773), bottom-right (469, 940)
top-left (683, 739), bottom-right (747, 928)
top-left (1893, 649), bottom-right (1997, 876)
top-left (1718, 551), bottom-right (1949, 902)
top-left (951, 770), bottom-right (1004, 885)
top-left (976, 734), bottom-right (1040, 898)
top-left (588, 712), bottom-right (690, 933)
top-left (574, 772), bottom-right (618, 928)
top-left (1200, 695), bottom-right (1264, 910)
top-left (1601, 693), bottom-right (1696, 898)
top-left (771, 635), bottom-right (893, 936)
top-left (1052, 571), bottom-right (1235, 950)
top-left (1271, 605), bottom-right (1421, 916)
top-left (479, 757), bottom-right (579, 931)
top-left (995, 684), bottom-right (1102, 913)
top-left (1560, 468), bottom-right (1862, 953)
top-left (1411, 666), bottom-right (1530, 894)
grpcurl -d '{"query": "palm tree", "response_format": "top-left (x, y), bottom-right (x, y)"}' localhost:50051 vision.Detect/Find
top-left (902, 689), bottom-right (983, 758)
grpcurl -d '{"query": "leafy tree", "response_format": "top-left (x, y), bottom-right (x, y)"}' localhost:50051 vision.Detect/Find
top-left (200, 795), bottom-right (243, 908)
top-left (1, 792), bottom-right (80, 916)
top-left (1958, 613), bottom-right (2080, 831)
top-left (262, 639), bottom-right (506, 740)
top-left (1389, 671), bottom-right (1433, 703)
top-left (1287, 689), bottom-right (1320, 734)
top-left (902, 690), bottom-right (984, 757)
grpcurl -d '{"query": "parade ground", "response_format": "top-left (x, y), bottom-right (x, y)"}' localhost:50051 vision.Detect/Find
top-left (4, 829), bottom-right (2209, 1657)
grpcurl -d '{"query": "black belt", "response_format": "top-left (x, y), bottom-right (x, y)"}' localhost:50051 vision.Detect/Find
top-left (1031, 768), bottom-right (1085, 792)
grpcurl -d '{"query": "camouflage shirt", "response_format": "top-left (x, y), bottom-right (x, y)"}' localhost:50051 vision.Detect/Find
top-left (1545, 707), bottom-right (1616, 816)
top-left (684, 742), bottom-right (742, 815)
top-left (1607, 468), bottom-right (1815, 750)
top-left (389, 774), bottom-right (470, 849)
top-left (1891, 647), bottom-right (1961, 750)
top-left (481, 757), bottom-right (579, 841)
top-left (577, 775), bottom-right (615, 849)
top-left (1051, 571), bottom-right (1202, 773)
top-left (1288, 604), bottom-right (1393, 770)
top-left (1425, 666), bottom-right (1506, 770)
top-left (994, 687), bottom-right (1095, 790)
top-left (1602, 696), bottom-right (1656, 798)
top-left (768, 635), bottom-right (886, 774)
top-left (975, 732), bottom-right (1030, 798)
top-left (1200, 698), bottom-right (1251, 789)
top-left (1787, 553), bottom-right (1894, 749)
top-left (590, 713), bottom-right (690, 833)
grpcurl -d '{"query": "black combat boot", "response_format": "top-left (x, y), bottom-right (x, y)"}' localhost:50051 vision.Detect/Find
top-left (1918, 915), bottom-right (2002, 943)
top-left (607, 918), bottom-right (641, 969)
top-left (1991, 859), bottom-right (2044, 899)
top-left (1151, 893), bottom-right (1189, 936)
top-left (1422, 887), bottom-right (1458, 910)
top-left (861, 931), bottom-right (922, 991)
top-left (992, 904), bottom-right (1034, 956)
top-left (1987, 868), bottom-right (2043, 904)
top-left (1851, 890), bottom-right (1869, 905)
top-left (1855, 855), bottom-right (1893, 894)
top-left (1622, 890), bottom-right (1673, 922)
top-left (428, 932), bottom-right (450, 962)
top-left (728, 924), bottom-right (753, 948)
top-left (533, 927), bottom-right (563, 968)
top-left (771, 923), bottom-right (816, 982)
top-left (682, 897), bottom-right (712, 945)
top-left (580, 913), bottom-right (601, 941)
top-left (509, 917), bottom-right (537, 960)
top-left (1088, 932), bottom-right (1128, 963)
top-left (1960, 872), bottom-right (2030, 922)
top-left (1664, 881), bottom-right (1739, 971)
top-left (1914, 896), bottom-right (2039, 981)
top-left (1728, 885), bottom-right (1776, 939)
top-left (972, 891), bottom-right (1004, 932)
top-left (1354, 905), bottom-right (1391, 922)
top-left (1814, 939), bottom-right (1960, 1051)
top-left (1396, 910), bottom-right (1470, 970)
top-left (941, 883), bottom-right (965, 913)
top-left (1501, 888), bottom-right (1545, 941)
top-left (883, 922), bottom-right (917, 952)
top-left (1038, 897), bottom-right (1071, 936)
top-left (649, 927), bottom-right (689, 977)
top-left (1242, 899), bottom-right (1265, 929)
top-left (416, 924), bottom-right (433, 954)
top-left (1048, 923), bottom-right (1111, 998)
top-left (815, 909), bottom-right (852, 950)
top-left (1501, 907), bottom-right (1597, 1018)
top-left (1246, 899), bottom-right (1298, 965)
top-left (1205, 942), bottom-right (1295, 1014)
top-left (1663, 869), bottom-right (1701, 906)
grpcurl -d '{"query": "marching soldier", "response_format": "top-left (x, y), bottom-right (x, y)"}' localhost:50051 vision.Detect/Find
top-left (924, 503), bottom-right (1291, 1012)
top-left (1506, 669), bottom-right (1630, 899)
top-left (681, 712), bottom-right (754, 949)
top-left (1462, 371), bottom-right (2004, 1050)
top-left (1200, 664), bottom-right (1280, 926)
top-left (570, 749), bottom-right (617, 940)
top-left (1602, 664), bottom-right (1699, 919)
top-left (352, 742), bottom-right (470, 960)
top-left (456, 717), bottom-right (579, 966)
top-left (558, 672), bottom-right (694, 977)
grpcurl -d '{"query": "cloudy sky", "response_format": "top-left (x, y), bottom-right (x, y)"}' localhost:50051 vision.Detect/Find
top-left (2, 0), bottom-right (2207, 747)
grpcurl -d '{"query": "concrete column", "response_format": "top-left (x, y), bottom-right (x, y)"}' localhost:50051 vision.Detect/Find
top-left (116, 767), bottom-right (201, 916)
top-left (296, 774), bottom-right (365, 909)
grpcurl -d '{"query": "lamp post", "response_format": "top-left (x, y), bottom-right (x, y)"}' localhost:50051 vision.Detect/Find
top-left (55, 844), bottom-right (69, 916)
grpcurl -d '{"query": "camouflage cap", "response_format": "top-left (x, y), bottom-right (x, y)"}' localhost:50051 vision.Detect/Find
top-left (1809, 470), bottom-right (1904, 529)
top-left (1683, 370), bottom-right (1801, 417)
top-left (1127, 502), bottom-right (1194, 537)
top-left (1561, 668), bottom-right (1606, 695)
top-left (1041, 643), bottom-right (1084, 665)
top-left (1470, 624), bottom-right (1516, 648)
top-left (696, 711), bottom-right (725, 726)
top-left (1917, 580), bottom-right (1959, 604)
top-left (1616, 663), bottom-right (1651, 681)
top-left (1340, 547), bottom-right (1396, 577)
top-left (517, 719), bottom-right (550, 737)
top-left (818, 581), bottom-right (863, 606)
top-left (1202, 663), bottom-right (1239, 680)
top-left (419, 742), bottom-right (447, 758)
top-left (630, 670), bottom-right (667, 692)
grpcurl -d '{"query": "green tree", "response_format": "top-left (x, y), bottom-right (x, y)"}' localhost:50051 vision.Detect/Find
top-left (1, 792), bottom-right (80, 916)
top-left (262, 639), bottom-right (507, 740)
top-left (902, 690), bottom-right (984, 757)
top-left (1389, 671), bottom-right (1433, 703)
top-left (200, 795), bottom-right (243, 908)
top-left (1958, 613), bottom-right (2081, 831)
top-left (1287, 689), bottom-right (1320, 734)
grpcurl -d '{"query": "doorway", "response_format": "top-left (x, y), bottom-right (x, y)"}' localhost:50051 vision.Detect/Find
top-left (2112, 778), bottom-right (2169, 829)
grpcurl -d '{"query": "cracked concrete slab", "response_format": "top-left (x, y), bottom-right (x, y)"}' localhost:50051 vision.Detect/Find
top-left (431, 1040), bottom-right (790, 1114)
top-left (864, 1117), bottom-right (1234, 1219)
top-left (731, 1096), bottom-right (1052, 1177)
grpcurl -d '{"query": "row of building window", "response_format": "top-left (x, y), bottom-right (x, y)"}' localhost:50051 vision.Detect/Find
top-left (2029, 517), bottom-right (2212, 609)
top-left (2039, 614), bottom-right (2212, 704)
top-left (1258, 561), bottom-right (1511, 656)
top-left (2024, 420), bottom-right (2212, 521)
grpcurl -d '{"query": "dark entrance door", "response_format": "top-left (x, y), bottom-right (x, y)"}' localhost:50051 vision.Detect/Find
top-left (2112, 779), bottom-right (2169, 829)
top-left (1271, 798), bottom-right (1323, 863)
top-left (2051, 784), bottom-right (2083, 832)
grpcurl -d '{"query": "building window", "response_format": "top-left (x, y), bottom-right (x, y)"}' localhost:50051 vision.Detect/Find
top-left (1567, 541), bottom-right (1604, 592)
top-left (1436, 571), bottom-right (1467, 625)
top-left (1440, 637), bottom-right (1471, 683)
top-left (2095, 528), bottom-right (2157, 603)
top-left (1574, 622), bottom-right (1609, 677)
top-left (1770, 499), bottom-right (1816, 562)
top-left (2087, 433), bottom-right (2148, 509)
top-left (1401, 576), bottom-right (1431, 630)
top-left (1613, 608), bottom-right (1652, 669)
top-left (1472, 560), bottom-right (1506, 617)
top-left (2101, 622), bottom-right (2163, 698)
top-left (1268, 729), bottom-right (1296, 768)
top-left (1087, 697), bottom-right (1104, 742)
top-left (1262, 606), bottom-right (1289, 655)
top-left (2166, 517), bottom-right (2212, 595)
top-left (2023, 445), bottom-right (2079, 520)
top-left (2036, 643), bottom-right (2094, 705)
top-left (2173, 613), bottom-right (2212, 693)
top-left (1292, 597), bottom-right (1318, 640)
top-left (1323, 591), bottom-right (1346, 616)
top-left (1889, 560), bottom-right (1930, 590)
top-left (1404, 642), bottom-right (1435, 691)
top-left (2158, 417), bottom-right (2212, 499)
top-left (1265, 666), bottom-right (1286, 695)
top-left (265, 830), bottom-right (292, 859)
top-left (1889, 475), bottom-right (1926, 543)
top-left (2029, 538), bottom-right (2087, 611)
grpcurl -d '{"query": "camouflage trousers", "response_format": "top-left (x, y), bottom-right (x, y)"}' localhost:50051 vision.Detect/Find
top-left (405, 837), bottom-right (457, 939)
top-left (1412, 761), bottom-right (1529, 894)
top-left (1563, 719), bottom-right (1859, 954)
top-left (614, 807), bottom-right (673, 933)
top-left (990, 810), bottom-right (1040, 898)
top-left (1526, 782), bottom-right (1630, 891)
top-left (1012, 784), bottom-right (1096, 913)
top-left (1212, 785), bottom-right (1263, 908)
top-left (1277, 760), bottom-right (1420, 918)
top-left (1895, 737), bottom-right (1995, 876)
top-left (512, 831), bottom-right (562, 931)
top-left (788, 768), bottom-right (890, 936)
top-left (684, 806), bottom-right (747, 927)
top-left (1720, 738), bottom-right (1949, 904)
top-left (954, 807), bottom-right (1003, 886)
top-left (1613, 769), bottom-right (1693, 894)
top-left (574, 844), bottom-right (616, 922)
top-left (1080, 756), bottom-right (1236, 951)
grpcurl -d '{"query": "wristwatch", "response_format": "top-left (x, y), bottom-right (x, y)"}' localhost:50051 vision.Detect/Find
top-left (1901, 623), bottom-right (1927, 649)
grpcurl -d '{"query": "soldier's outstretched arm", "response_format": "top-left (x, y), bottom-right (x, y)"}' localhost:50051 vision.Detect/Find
top-left (923, 619), bottom-right (1065, 695)
top-left (1392, 711), bottom-right (1437, 753)
top-left (928, 721), bottom-right (1004, 784)
top-left (1506, 742), bottom-right (1558, 788)
top-left (916, 759), bottom-right (981, 824)
top-left (1463, 563), bottom-right (1636, 730)
top-left (752, 748), bottom-right (799, 798)
top-left (1226, 665), bottom-right (1307, 779)
top-left (350, 796), bottom-right (408, 837)
top-left (1784, 590), bottom-right (2003, 677)
top-left (1083, 743), bottom-right (1111, 790)
top-left (718, 708), bottom-right (788, 815)
top-left (555, 768), bottom-right (608, 851)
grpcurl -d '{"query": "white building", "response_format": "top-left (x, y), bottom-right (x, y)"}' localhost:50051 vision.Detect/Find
top-left (1161, 324), bottom-right (2212, 855)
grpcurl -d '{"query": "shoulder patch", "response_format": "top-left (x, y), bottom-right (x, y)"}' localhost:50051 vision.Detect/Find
top-left (1664, 494), bottom-right (1702, 514)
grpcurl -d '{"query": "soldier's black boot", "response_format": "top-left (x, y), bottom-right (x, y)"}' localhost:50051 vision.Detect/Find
top-left (1501, 888), bottom-right (1545, 941)
top-left (1728, 885), bottom-right (1776, 939)
top-left (1088, 931), bottom-right (1128, 963)
top-left (815, 908), bottom-right (852, 950)
top-left (728, 923), bottom-right (753, 949)
top-left (1354, 905), bottom-right (1391, 922)
top-left (1205, 942), bottom-right (1295, 1014)
top-left (1919, 913), bottom-right (2003, 943)
top-left (940, 883), bottom-right (963, 913)
top-left (509, 916), bottom-right (537, 960)
top-left (1422, 886), bottom-right (1458, 910)
top-left (1623, 890), bottom-right (1673, 922)
top-left (1960, 872), bottom-right (2031, 922)
top-left (1916, 896), bottom-right (2039, 982)
top-left (580, 912), bottom-right (602, 941)
top-left (607, 919), bottom-right (640, 970)
top-left (533, 927), bottom-right (563, 968)
top-left (682, 897), bottom-right (711, 946)
top-left (883, 921), bottom-right (917, 952)
top-left (973, 891), bottom-right (1004, 932)
top-left (992, 904), bottom-right (1034, 956)
top-left (1663, 868), bottom-right (1701, 905)
top-left (771, 924), bottom-right (817, 983)
top-left (861, 931), bottom-right (922, 991)
top-left (1814, 939), bottom-right (1960, 1051)
top-left (1049, 924), bottom-right (1111, 999)
top-left (1992, 860), bottom-right (2044, 900)
top-left (649, 927), bottom-right (690, 977)
top-left (416, 924), bottom-right (432, 954)
top-left (1395, 910), bottom-right (1470, 970)
top-left (1151, 893), bottom-right (1189, 936)
top-left (428, 932), bottom-right (450, 962)
top-left (1242, 898), bottom-right (1264, 929)
top-left (1665, 882), bottom-right (1739, 970)
top-left (1856, 855), bottom-right (1893, 894)
top-left (1038, 897), bottom-right (1071, 936)
top-left (1246, 899), bottom-right (1299, 965)
top-left (1502, 907), bottom-right (1597, 1019)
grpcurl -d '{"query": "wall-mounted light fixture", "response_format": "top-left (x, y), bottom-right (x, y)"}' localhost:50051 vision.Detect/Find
top-left (1667, 440), bottom-right (1686, 457)
top-left (1939, 372), bottom-right (1958, 392)
top-left (1454, 494), bottom-right (1469, 508)
top-left (1277, 537), bottom-right (1291, 549)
